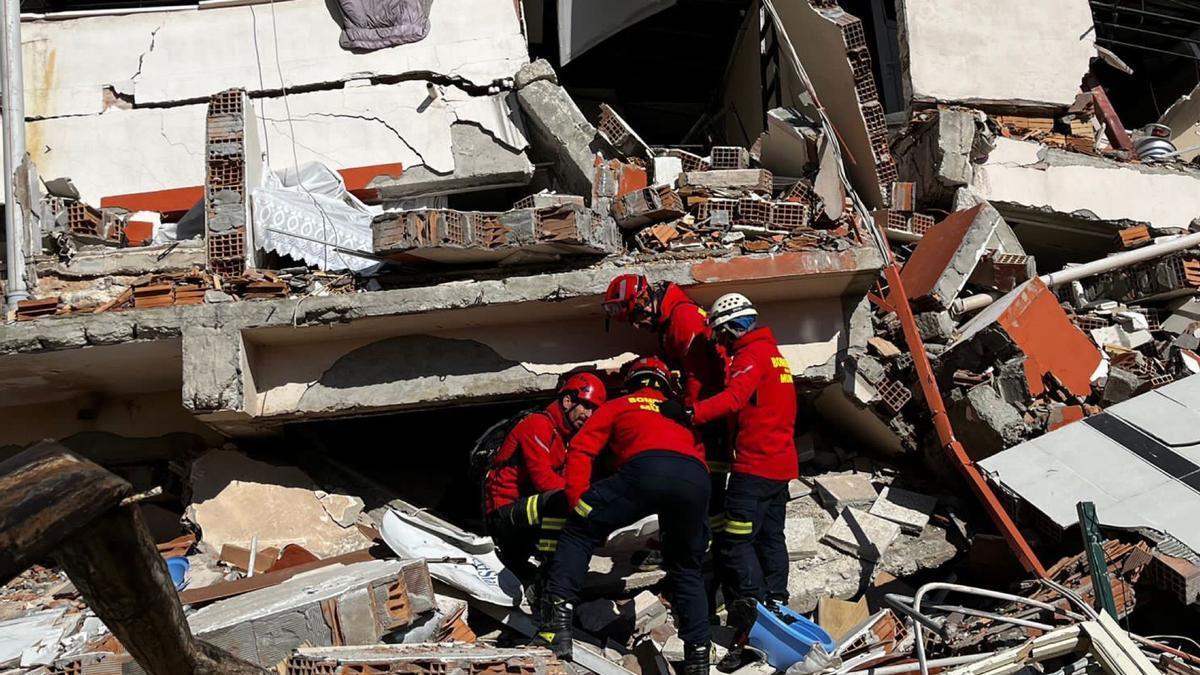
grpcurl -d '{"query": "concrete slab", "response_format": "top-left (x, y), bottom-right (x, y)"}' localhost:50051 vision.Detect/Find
top-left (815, 473), bottom-right (878, 511)
top-left (189, 559), bottom-right (435, 667)
top-left (785, 516), bottom-right (819, 561)
top-left (822, 507), bottom-right (901, 562)
top-left (868, 486), bottom-right (936, 534)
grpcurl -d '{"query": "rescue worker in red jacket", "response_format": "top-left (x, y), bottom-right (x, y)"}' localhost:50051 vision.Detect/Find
top-left (483, 373), bottom-right (607, 579)
top-left (660, 293), bottom-right (798, 665)
top-left (532, 357), bottom-right (712, 675)
top-left (603, 274), bottom-right (731, 531)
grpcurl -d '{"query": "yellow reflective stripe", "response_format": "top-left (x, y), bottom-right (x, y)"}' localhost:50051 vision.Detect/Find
top-left (537, 539), bottom-right (559, 552)
top-left (537, 631), bottom-right (557, 643)
top-left (530, 495), bottom-right (540, 524)
top-left (708, 461), bottom-right (731, 473)
top-left (541, 517), bottom-right (567, 530)
top-left (574, 500), bottom-right (592, 517)
top-left (725, 519), bottom-right (753, 534)
top-left (525, 497), bottom-right (536, 525)
top-left (710, 515), bottom-right (726, 533)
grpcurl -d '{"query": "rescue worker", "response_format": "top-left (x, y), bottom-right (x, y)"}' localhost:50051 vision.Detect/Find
top-left (659, 293), bottom-right (798, 667)
top-left (483, 373), bottom-right (607, 580)
top-left (532, 357), bottom-right (712, 675)
top-left (603, 274), bottom-right (732, 550)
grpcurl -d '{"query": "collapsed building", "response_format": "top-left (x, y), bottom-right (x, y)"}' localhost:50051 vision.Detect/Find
top-left (3, 0), bottom-right (1200, 673)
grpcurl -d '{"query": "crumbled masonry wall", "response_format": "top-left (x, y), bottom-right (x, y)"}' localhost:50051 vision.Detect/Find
top-left (771, 0), bottom-right (896, 208)
top-left (896, 0), bottom-right (1096, 110)
top-left (515, 61), bottom-right (598, 198)
top-left (8, 0), bottom-right (531, 205)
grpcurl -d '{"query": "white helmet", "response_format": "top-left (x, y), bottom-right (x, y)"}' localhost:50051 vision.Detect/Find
top-left (708, 293), bottom-right (758, 334)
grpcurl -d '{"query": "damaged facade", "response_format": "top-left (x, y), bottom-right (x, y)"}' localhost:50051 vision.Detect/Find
top-left (4, 0), bottom-right (1200, 674)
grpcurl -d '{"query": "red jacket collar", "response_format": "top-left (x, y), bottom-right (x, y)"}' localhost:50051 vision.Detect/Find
top-left (545, 400), bottom-right (574, 438)
top-left (733, 326), bottom-right (775, 351)
top-left (656, 284), bottom-right (697, 329)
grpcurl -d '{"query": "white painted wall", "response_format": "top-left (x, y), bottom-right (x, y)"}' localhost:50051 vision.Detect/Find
top-left (972, 138), bottom-right (1200, 230)
top-left (23, 84), bottom-right (526, 205)
top-left (10, 0), bottom-right (529, 206)
top-left (897, 0), bottom-right (1095, 108)
top-left (23, 0), bottom-right (527, 118)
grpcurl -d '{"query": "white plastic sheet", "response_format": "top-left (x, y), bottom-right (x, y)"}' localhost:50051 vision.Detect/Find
top-left (380, 509), bottom-right (522, 607)
top-left (252, 162), bottom-right (380, 272)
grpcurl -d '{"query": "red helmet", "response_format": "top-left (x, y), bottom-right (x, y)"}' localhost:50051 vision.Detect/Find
top-left (561, 372), bottom-right (607, 408)
top-left (603, 274), bottom-right (651, 322)
top-left (623, 356), bottom-right (677, 393)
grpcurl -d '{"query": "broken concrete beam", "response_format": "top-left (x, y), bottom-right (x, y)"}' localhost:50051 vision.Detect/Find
top-left (893, 108), bottom-right (989, 209)
top-left (822, 508), bottom-right (900, 562)
top-left (939, 277), bottom-right (1102, 400)
top-left (514, 58), bottom-right (558, 89)
top-left (899, 203), bottom-right (1018, 309)
top-left (372, 205), bottom-right (619, 264)
top-left (597, 104), bottom-right (652, 160)
top-left (611, 185), bottom-right (686, 229)
top-left (285, 643), bottom-right (566, 675)
top-left (815, 473), bottom-right (878, 511)
top-left (915, 310), bottom-right (955, 342)
top-left (868, 487), bottom-right (936, 534)
top-left (677, 169), bottom-right (773, 195)
top-left (947, 383), bottom-right (1029, 459)
top-left (189, 559), bottom-right (435, 668)
top-left (516, 67), bottom-right (598, 198)
top-left (896, 0), bottom-right (1096, 111)
top-left (1102, 367), bottom-right (1145, 404)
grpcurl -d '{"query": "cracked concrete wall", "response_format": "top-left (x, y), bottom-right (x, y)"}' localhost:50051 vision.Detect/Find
top-left (23, 83), bottom-right (531, 206)
top-left (972, 137), bottom-right (1200, 231)
top-left (13, 0), bottom-right (531, 205)
top-left (22, 0), bottom-right (526, 118)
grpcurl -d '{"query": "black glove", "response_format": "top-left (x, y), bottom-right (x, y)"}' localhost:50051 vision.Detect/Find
top-left (658, 399), bottom-right (694, 425)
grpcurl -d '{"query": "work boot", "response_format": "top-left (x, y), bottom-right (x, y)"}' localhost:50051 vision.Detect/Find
top-left (679, 642), bottom-right (711, 675)
top-left (716, 598), bottom-right (760, 673)
top-left (530, 595), bottom-right (574, 661)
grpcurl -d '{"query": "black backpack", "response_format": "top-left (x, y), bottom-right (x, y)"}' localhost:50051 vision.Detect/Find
top-left (470, 407), bottom-right (546, 516)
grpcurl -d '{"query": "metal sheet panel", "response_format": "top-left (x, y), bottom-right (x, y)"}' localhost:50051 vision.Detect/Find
top-left (981, 374), bottom-right (1200, 556)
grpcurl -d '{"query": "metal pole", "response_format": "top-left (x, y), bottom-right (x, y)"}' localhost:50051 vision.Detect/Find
top-left (1, 0), bottom-right (27, 308)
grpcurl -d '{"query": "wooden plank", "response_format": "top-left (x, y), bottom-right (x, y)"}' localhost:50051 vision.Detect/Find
top-left (0, 442), bottom-right (133, 584)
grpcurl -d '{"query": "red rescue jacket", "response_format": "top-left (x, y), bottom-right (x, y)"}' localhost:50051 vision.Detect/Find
top-left (564, 387), bottom-right (706, 506)
top-left (693, 327), bottom-right (798, 481)
top-left (483, 402), bottom-right (573, 514)
top-left (656, 283), bottom-right (727, 406)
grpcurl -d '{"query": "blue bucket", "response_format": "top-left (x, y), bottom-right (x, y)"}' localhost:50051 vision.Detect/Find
top-left (747, 602), bottom-right (836, 670)
top-left (165, 556), bottom-right (190, 591)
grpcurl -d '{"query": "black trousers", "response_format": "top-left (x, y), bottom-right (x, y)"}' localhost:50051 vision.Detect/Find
top-left (544, 451), bottom-right (712, 646)
top-left (718, 472), bottom-right (790, 604)
top-left (487, 490), bottom-right (568, 580)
